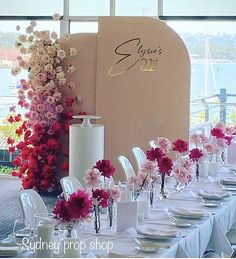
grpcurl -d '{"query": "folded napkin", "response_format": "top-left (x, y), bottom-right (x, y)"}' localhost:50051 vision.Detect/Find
top-left (137, 226), bottom-right (178, 238)
top-left (0, 245), bottom-right (20, 257)
top-left (169, 207), bottom-right (206, 217)
top-left (199, 189), bottom-right (230, 199)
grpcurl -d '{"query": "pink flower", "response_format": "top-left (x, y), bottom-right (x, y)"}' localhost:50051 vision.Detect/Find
top-left (172, 139), bottom-right (188, 153)
top-left (94, 160), bottom-right (115, 178)
top-left (190, 133), bottom-right (207, 147)
top-left (37, 72), bottom-right (47, 82)
top-left (154, 137), bottom-right (172, 152)
top-left (204, 142), bottom-right (219, 155)
top-left (171, 167), bottom-right (192, 184)
top-left (84, 168), bottom-right (101, 187)
top-left (224, 135), bottom-right (233, 146)
top-left (47, 96), bottom-right (55, 104)
top-left (140, 160), bottom-right (158, 177)
top-left (128, 171), bottom-right (151, 191)
top-left (108, 188), bottom-right (120, 202)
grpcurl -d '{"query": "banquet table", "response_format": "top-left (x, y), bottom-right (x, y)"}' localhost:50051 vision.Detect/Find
top-left (1, 165), bottom-right (236, 258)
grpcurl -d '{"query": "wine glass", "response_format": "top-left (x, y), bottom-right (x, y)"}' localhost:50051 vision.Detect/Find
top-left (13, 219), bottom-right (31, 248)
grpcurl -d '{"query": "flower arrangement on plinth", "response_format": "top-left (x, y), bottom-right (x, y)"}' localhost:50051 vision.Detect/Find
top-left (53, 189), bottom-right (93, 237)
top-left (84, 159), bottom-right (120, 233)
top-left (8, 19), bottom-right (84, 192)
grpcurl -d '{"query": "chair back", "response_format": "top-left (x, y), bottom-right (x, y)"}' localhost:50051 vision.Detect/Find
top-left (60, 176), bottom-right (83, 201)
top-left (149, 140), bottom-right (157, 148)
top-left (117, 155), bottom-right (136, 181)
top-left (100, 176), bottom-right (115, 188)
top-left (18, 189), bottom-right (48, 228)
top-left (132, 146), bottom-right (146, 170)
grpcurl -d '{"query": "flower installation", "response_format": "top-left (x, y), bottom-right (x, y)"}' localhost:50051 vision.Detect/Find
top-left (53, 189), bottom-right (93, 237)
top-left (8, 20), bottom-right (84, 192)
top-left (84, 159), bottom-right (120, 232)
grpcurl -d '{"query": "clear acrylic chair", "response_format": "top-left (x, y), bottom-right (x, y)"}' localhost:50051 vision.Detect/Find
top-left (149, 140), bottom-right (157, 148)
top-left (18, 189), bottom-right (48, 228)
top-left (117, 155), bottom-right (136, 181)
top-left (60, 176), bottom-right (84, 201)
top-left (132, 146), bottom-right (147, 170)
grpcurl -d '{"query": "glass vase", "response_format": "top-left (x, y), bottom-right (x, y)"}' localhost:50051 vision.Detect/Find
top-left (159, 173), bottom-right (169, 199)
top-left (94, 205), bottom-right (101, 234)
top-left (174, 181), bottom-right (186, 192)
top-left (108, 201), bottom-right (113, 230)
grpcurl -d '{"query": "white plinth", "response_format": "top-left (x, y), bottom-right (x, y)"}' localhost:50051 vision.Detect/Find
top-left (69, 124), bottom-right (104, 185)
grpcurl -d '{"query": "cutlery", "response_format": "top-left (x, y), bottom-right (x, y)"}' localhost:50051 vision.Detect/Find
top-left (218, 182), bottom-right (236, 191)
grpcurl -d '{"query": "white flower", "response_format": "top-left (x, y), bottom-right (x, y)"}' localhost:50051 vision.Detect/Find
top-left (56, 72), bottom-right (65, 80)
top-left (20, 47), bottom-right (27, 54)
top-left (69, 82), bottom-right (75, 90)
top-left (57, 49), bottom-right (66, 60)
top-left (16, 25), bottom-right (20, 31)
top-left (44, 64), bottom-right (53, 72)
top-left (67, 65), bottom-right (75, 73)
top-left (26, 26), bottom-right (34, 34)
top-left (59, 78), bottom-right (66, 85)
top-left (51, 31), bottom-right (58, 40)
top-left (30, 21), bottom-right (37, 27)
top-left (68, 48), bottom-right (77, 56)
top-left (18, 34), bottom-right (27, 42)
top-left (52, 13), bottom-right (61, 21)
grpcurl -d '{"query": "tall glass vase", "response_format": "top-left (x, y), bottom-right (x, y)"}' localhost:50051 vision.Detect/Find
top-left (195, 163), bottom-right (200, 182)
top-left (159, 173), bottom-right (168, 199)
top-left (94, 205), bottom-right (101, 234)
top-left (108, 200), bottom-right (113, 230)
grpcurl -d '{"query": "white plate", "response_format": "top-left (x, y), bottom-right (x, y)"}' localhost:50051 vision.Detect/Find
top-left (135, 245), bottom-right (163, 253)
top-left (199, 189), bottom-right (231, 200)
top-left (138, 227), bottom-right (179, 240)
top-left (0, 246), bottom-right (21, 257)
top-left (220, 177), bottom-right (236, 185)
top-left (168, 207), bottom-right (208, 219)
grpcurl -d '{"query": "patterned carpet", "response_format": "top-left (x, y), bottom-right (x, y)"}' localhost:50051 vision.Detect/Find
top-left (0, 177), bottom-right (58, 240)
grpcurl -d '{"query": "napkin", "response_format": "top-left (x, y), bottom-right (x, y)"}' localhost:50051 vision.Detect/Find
top-left (137, 226), bottom-right (178, 238)
top-left (220, 177), bottom-right (236, 185)
top-left (169, 207), bottom-right (206, 217)
top-left (0, 245), bottom-right (21, 257)
top-left (199, 189), bottom-right (230, 199)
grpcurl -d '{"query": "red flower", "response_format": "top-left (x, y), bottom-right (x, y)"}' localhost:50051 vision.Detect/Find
top-left (14, 114), bottom-right (22, 122)
top-left (63, 123), bottom-right (69, 134)
top-left (22, 176), bottom-right (35, 189)
top-left (68, 190), bottom-right (93, 220)
top-left (43, 165), bottom-right (51, 174)
top-left (65, 97), bottom-right (75, 107)
top-left (53, 199), bottom-right (71, 222)
top-left (21, 148), bottom-right (31, 159)
top-left (64, 148), bottom-right (69, 157)
top-left (52, 122), bottom-right (61, 133)
top-left (189, 148), bottom-right (204, 162)
top-left (33, 124), bottom-right (44, 136)
top-left (8, 116), bottom-right (14, 123)
top-left (146, 147), bottom-right (164, 162)
top-left (13, 156), bottom-right (22, 166)
top-left (28, 158), bottom-right (38, 172)
top-left (9, 146), bottom-right (15, 153)
top-left (61, 161), bottom-right (69, 171)
top-left (24, 130), bottom-right (31, 141)
top-left (47, 138), bottom-right (61, 151)
top-left (7, 137), bottom-right (14, 145)
top-left (67, 111), bottom-right (74, 120)
top-left (211, 128), bottom-right (225, 139)
top-left (224, 135), bottom-right (233, 146)
top-left (157, 156), bottom-right (173, 175)
top-left (15, 127), bottom-right (23, 137)
top-left (47, 155), bottom-right (57, 165)
top-left (172, 139), bottom-right (188, 153)
top-left (16, 141), bottom-right (25, 150)
top-left (94, 159), bottom-right (115, 178)
top-left (92, 189), bottom-right (110, 208)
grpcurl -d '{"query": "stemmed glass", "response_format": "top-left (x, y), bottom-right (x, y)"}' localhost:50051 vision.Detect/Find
top-left (13, 219), bottom-right (32, 253)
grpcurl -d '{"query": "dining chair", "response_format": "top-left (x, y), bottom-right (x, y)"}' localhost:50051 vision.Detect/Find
top-left (60, 176), bottom-right (84, 201)
top-left (117, 155), bottom-right (136, 181)
top-left (149, 140), bottom-right (157, 148)
top-left (18, 189), bottom-right (48, 228)
top-left (131, 146), bottom-right (146, 170)
top-left (100, 175), bottom-right (115, 188)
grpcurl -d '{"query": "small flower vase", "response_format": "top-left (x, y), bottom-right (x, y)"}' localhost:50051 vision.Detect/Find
top-left (108, 200), bottom-right (113, 230)
top-left (220, 149), bottom-right (227, 165)
top-left (94, 205), bottom-right (101, 234)
top-left (174, 181), bottom-right (186, 192)
top-left (159, 173), bottom-right (168, 199)
top-left (149, 185), bottom-right (155, 207)
top-left (132, 190), bottom-right (141, 201)
top-left (195, 163), bottom-right (200, 182)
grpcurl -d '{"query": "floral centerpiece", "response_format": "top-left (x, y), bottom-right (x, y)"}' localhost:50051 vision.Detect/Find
top-left (8, 20), bottom-right (83, 192)
top-left (189, 148), bottom-right (206, 181)
top-left (84, 159), bottom-right (120, 232)
top-left (53, 189), bottom-right (93, 237)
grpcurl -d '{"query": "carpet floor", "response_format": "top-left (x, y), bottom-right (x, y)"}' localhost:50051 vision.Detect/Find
top-left (0, 177), bottom-right (57, 240)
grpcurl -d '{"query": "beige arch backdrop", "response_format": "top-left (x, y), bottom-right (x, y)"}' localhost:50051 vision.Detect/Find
top-left (61, 17), bottom-right (190, 181)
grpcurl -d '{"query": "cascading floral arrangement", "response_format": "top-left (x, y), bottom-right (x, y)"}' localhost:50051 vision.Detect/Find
top-left (8, 20), bottom-right (82, 192)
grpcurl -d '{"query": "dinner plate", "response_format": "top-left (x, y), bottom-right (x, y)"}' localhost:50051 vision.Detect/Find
top-left (220, 177), bottom-right (236, 185)
top-left (137, 226), bottom-right (179, 240)
top-left (198, 189), bottom-right (231, 200)
top-left (0, 246), bottom-right (21, 257)
top-left (168, 207), bottom-right (208, 219)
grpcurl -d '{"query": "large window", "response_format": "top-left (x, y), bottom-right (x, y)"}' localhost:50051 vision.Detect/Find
top-left (1, 0), bottom-right (236, 141)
